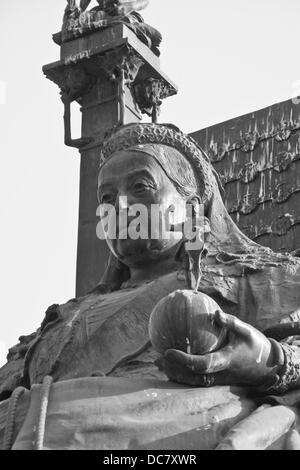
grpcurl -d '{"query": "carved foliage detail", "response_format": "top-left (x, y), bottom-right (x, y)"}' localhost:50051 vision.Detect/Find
top-left (241, 225), bottom-right (258, 240)
top-left (271, 214), bottom-right (295, 236)
top-left (275, 120), bottom-right (294, 142)
top-left (239, 193), bottom-right (260, 215)
top-left (241, 214), bottom-right (300, 240)
top-left (208, 142), bottom-right (229, 162)
top-left (44, 64), bottom-right (95, 102)
top-left (273, 151), bottom-right (295, 172)
top-left (208, 120), bottom-right (300, 163)
top-left (98, 46), bottom-right (144, 83)
top-left (240, 161), bottom-right (259, 183)
top-left (272, 183), bottom-right (296, 204)
top-left (133, 78), bottom-right (172, 119)
top-left (238, 131), bottom-right (260, 153)
top-left (227, 183), bottom-right (300, 215)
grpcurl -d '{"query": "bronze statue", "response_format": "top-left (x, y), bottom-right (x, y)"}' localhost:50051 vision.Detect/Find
top-left (1, 123), bottom-right (300, 450)
top-left (59, 0), bottom-right (162, 56)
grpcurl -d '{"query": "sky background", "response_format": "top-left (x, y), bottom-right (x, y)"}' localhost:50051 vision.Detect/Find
top-left (0, 0), bottom-right (300, 366)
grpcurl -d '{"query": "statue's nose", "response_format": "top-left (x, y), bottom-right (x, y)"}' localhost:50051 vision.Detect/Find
top-left (118, 195), bottom-right (130, 210)
top-left (115, 194), bottom-right (137, 213)
top-left (115, 193), bottom-right (130, 215)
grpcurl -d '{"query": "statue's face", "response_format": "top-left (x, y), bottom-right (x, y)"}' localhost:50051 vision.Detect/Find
top-left (98, 150), bottom-right (188, 267)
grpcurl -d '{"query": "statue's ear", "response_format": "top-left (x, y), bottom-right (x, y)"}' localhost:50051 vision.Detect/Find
top-left (186, 195), bottom-right (201, 217)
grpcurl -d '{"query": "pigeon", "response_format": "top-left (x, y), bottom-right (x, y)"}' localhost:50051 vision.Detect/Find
top-left (79, 0), bottom-right (150, 15)
top-left (112, 0), bottom-right (150, 15)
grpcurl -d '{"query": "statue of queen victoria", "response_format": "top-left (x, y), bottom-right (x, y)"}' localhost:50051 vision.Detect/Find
top-left (1, 122), bottom-right (300, 450)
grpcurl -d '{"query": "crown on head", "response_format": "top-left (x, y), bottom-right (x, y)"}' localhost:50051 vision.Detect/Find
top-left (99, 123), bottom-right (223, 205)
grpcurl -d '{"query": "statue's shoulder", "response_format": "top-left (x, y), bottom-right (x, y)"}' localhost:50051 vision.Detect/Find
top-left (0, 332), bottom-right (37, 400)
top-left (0, 276), bottom-right (182, 397)
top-left (23, 296), bottom-right (97, 385)
top-left (0, 299), bottom-right (81, 400)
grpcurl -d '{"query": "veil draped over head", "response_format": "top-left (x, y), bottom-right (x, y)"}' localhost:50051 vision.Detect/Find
top-left (97, 123), bottom-right (299, 297)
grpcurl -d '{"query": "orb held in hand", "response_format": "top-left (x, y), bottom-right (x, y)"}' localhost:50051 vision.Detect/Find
top-left (149, 290), bottom-right (227, 355)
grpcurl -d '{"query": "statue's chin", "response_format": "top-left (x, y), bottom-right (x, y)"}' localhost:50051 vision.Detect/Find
top-left (111, 238), bottom-right (175, 266)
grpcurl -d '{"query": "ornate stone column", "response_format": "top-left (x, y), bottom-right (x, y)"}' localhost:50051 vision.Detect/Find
top-left (43, 22), bottom-right (177, 296)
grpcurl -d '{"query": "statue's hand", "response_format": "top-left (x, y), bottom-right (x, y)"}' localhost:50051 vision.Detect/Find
top-left (160, 311), bottom-right (283, 389)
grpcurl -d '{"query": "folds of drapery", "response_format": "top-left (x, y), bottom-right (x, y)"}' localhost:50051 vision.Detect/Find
top-left (1, 376), bottom-right (300, 451)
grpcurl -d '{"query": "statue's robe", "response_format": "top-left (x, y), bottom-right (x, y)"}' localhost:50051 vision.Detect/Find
top-left (1, 189), bottom-right (300, 449)
top-left (1, 255), bottom-right (300, 450)
top-left (22, 256), bottom-right (300, 384)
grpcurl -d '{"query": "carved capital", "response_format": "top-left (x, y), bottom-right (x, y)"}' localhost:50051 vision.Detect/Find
top-left (97, 45), bottom-right (144, 83)
top-left (43, 64), bottom-right (96, 148)
top-left (44, 63), bottom-right (96, 103)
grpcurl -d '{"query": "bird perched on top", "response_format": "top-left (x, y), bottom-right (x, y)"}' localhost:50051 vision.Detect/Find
top-left (79, 0), bottom-right (150, 16)
top-left (63, 0), bottom-right (160, 56)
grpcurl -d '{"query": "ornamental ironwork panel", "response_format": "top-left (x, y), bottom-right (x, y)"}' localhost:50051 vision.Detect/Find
top-left (191, 98), bottom-right (300, 256)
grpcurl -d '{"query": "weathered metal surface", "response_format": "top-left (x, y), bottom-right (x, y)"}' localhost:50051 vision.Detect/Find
top-left (191, 98), bottom-right (300, 255)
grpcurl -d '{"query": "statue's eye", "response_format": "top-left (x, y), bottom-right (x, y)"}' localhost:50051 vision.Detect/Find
top-left (134, 183), bottom-right (147, 191)
top-left (132, 180), bottom-right (155, 192)
top-left (100, 193), bottom-right (116, 204)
